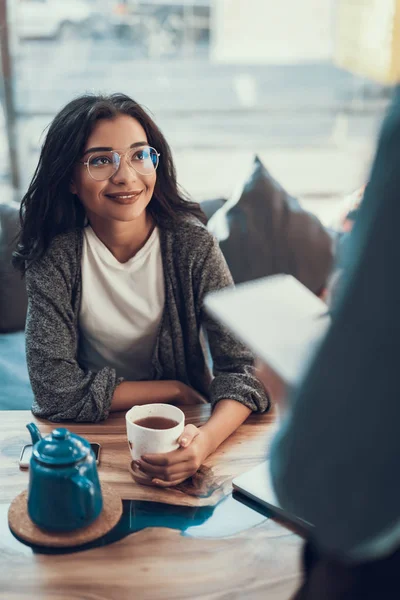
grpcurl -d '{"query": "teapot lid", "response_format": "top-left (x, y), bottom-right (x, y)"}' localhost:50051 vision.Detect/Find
top-left (32, 428), bottom-right (90, 466)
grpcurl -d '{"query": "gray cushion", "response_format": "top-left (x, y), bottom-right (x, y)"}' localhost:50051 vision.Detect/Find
top-left (208, 156), bottom-right (334, 293)
top-left (0, 202), bottom-right (27, 332)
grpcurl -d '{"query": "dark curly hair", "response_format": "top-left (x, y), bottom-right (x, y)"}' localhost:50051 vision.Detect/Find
top-left (13, 93), bottom-right (206, 273)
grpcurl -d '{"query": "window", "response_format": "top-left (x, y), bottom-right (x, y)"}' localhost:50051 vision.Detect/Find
top-left (1, 0), bottom-right (392, 222)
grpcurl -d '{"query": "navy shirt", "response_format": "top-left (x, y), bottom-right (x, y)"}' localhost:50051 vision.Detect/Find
top-left (270, 88), bottom-right (400, 562)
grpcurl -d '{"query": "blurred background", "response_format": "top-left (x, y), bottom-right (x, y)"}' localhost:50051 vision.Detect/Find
top-left (0, 0), bottom-right (394, 223)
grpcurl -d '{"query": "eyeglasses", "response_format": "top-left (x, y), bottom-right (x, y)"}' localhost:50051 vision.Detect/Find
top-left (79, 145), bottom-right (160, 181)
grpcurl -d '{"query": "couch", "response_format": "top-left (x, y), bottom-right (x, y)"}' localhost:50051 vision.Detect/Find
top-left (0, 156), bottom-right (335, 410)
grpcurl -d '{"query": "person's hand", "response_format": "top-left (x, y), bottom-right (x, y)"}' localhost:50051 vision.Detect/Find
top-left (135, 424), bottom-right (212, 487)
top-left (174, 382), bottom-right (208, 406)
top-left (255, 359), bottom-right (287, 412)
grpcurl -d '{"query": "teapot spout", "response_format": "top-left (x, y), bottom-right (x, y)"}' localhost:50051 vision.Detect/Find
top-left (26, 423), bottom-right (42, 445)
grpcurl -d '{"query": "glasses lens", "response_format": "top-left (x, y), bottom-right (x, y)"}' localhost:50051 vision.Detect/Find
top-left (129, 146), bottom-right (159, 175)
top-left (87, 151), bottom-right (118, 181)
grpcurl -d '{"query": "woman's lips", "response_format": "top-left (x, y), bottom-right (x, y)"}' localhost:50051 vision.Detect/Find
top-left (106, 190), bottom-right (143, 205)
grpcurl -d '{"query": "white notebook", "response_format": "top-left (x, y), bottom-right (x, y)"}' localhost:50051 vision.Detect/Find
top-left (232, 461), bottom-right (313, 530)
top-left (204, 274), bottom-right (330, 385)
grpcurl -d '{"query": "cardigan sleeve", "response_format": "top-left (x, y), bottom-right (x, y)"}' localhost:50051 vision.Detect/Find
top-left (195, 234), bottom-right (270, 412)
top-left (25, 237), bottom-right (121, 423)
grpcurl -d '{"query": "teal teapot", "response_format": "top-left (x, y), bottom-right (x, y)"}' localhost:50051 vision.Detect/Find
top-left (26, 423), bottom-right (103, 532)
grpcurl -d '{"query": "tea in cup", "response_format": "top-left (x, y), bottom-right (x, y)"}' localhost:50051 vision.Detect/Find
top-left (125, 403), bottom-right (185, 462)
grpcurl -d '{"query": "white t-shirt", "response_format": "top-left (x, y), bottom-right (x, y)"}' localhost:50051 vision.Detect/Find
top-left (78, 226), bottom-right (165, 381)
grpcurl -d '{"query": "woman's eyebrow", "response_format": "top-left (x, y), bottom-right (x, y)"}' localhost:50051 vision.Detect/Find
top-left (82, 141), bottom-right (148, 156)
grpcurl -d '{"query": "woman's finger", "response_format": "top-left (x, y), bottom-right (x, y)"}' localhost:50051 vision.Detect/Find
top-left (141, 446), bottom-right (189, 466)
top-left (152, 473), bottom-right (192, 487)
top-left (178, 424), bottom-right (200, 448)
top-left (137, 458), bottom-right (192, 479)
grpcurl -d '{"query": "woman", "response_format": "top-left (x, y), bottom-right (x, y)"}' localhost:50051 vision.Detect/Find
top-left (14, 93), bottom-right (268, 486)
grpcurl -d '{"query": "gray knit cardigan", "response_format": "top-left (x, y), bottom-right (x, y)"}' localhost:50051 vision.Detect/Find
top-left (25, 217), bottom-right (269, 422)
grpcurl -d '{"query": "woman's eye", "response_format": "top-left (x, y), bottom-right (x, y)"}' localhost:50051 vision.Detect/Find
top-left (134, 149), bottom-right (149, 161)
top-left (90, 156), bottom-right (112, 167)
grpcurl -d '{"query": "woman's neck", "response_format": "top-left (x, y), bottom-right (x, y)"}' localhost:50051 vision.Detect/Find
top-left (88, 211), bottom-right (155, 263)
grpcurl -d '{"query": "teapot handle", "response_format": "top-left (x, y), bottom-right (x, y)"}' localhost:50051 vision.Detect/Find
top-left (71, 473), bottom-right (95, 522)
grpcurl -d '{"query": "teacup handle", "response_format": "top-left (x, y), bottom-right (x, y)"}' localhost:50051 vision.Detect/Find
top-left (71, 473), bottom-right (95, 522)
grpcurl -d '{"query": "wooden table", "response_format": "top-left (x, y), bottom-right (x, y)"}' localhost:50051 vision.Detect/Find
top-left (0, 407), bottom-right (303, 599)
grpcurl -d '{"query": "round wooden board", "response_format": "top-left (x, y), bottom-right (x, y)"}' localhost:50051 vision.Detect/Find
top-left (8, 483), bottom-right (122, 548)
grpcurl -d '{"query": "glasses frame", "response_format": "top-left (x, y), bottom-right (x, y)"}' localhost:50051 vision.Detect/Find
top-left (79, 145), bottom-right (160, 182)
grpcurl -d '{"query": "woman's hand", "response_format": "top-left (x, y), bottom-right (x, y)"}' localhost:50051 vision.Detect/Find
top-left (136, 424), bottom-right (212, 487)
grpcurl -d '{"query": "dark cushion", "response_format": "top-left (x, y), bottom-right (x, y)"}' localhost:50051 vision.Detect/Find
top-left (207, 156), bottom-right (334, 293)
top-left (0, 202), bottom-right (27, 332)
top-left (199, 197), bottom-right (226, 222)
top-left (0, 332), bottom-right (33, 409)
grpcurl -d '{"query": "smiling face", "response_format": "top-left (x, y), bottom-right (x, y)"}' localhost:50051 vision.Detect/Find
top-left (71, 114), bottom-right (157, 225)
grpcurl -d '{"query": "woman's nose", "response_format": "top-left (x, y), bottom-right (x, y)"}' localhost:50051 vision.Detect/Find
top-left (111, 154), bottom-right (139, 185)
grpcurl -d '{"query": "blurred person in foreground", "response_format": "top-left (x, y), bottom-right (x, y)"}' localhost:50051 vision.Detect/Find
top-left (257, 88), bottom-right (400, 598)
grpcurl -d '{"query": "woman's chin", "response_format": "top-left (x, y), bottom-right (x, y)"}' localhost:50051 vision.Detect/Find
top-left (106, 201), bottom-right (148, 222)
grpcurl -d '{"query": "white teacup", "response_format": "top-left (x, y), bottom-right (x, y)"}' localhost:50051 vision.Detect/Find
top-left (125, 404), bottom-right (185, 462)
